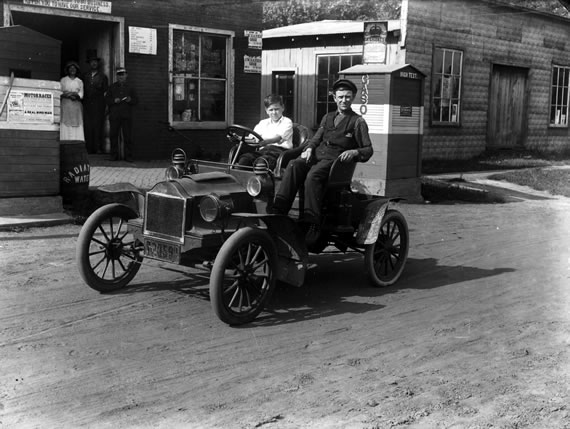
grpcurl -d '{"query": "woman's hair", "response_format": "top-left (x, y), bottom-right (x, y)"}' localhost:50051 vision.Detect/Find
top-left (263, 94), bottom-right (284, 108)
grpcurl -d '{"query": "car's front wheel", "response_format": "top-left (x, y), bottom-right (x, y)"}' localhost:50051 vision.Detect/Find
top-left (364, 209), bottom-right (409, 287)
top-left (77, 203), bottom-right (143, 292)
top-left (209, 227), bottom-right (277, 325)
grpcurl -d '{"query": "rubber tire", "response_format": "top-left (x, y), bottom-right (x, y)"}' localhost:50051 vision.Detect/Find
top-left (210, 227), bottom-right (277, 325)
top-left (364, 209), bottom-right (409, 287)
top-left (77, 203), bottom-right (143, 292)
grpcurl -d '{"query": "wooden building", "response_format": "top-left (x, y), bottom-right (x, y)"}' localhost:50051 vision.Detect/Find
top-left (0, 26), bottom-right (61, 198)
top-left (262, 0), bottom-right (570, 160)
top-left (1, 0), bottom-right (263, 161)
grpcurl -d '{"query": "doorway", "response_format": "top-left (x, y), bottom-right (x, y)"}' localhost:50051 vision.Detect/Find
top-left (272, 71), bottom-right (295, 121)
top-left (8, 10), bottom-right (117, 82)
top-left (487, 64), bottom-right (529, 149)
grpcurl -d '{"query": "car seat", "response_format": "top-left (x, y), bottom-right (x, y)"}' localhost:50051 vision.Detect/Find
top-left (273, 123), bottom-right (311, 177)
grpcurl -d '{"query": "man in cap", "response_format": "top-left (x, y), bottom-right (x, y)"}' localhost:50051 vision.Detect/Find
top-left (272, 78), bottom-right (373, 244)
top-left (105, 67), bottom-right (138, 161)
top-left (83, 56), bottom-right (108, 154)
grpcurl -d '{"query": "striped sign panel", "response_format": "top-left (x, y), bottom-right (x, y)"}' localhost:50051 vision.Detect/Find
top-left (352, 104), bottom-right (424, 135)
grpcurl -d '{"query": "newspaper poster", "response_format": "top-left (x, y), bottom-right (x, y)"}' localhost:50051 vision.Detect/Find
top-left (7, 90), bottom-right (54, 124)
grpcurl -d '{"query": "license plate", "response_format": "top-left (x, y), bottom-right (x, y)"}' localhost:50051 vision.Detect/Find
top-left (144, 238), bottom-right (180, 263)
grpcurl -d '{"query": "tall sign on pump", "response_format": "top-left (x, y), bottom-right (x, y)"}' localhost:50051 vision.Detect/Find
top-left (363, 22), bottom-right (388, 64)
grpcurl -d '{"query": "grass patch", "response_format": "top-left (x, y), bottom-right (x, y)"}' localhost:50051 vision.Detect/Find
top-left (422, 150), bottom-right (570, 175)
top-left (488, 168), bottom-right (570, 198)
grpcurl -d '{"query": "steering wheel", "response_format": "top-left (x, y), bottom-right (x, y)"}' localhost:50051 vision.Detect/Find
top-left (226, 124), bottom-right (264, 148)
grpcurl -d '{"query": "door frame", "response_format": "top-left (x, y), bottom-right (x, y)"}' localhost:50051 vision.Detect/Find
top-left (3, 3), bottom-right (125, 70)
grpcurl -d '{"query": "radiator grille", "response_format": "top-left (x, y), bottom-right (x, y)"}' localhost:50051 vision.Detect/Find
top-left (144, 193), bottom-right (187, 241)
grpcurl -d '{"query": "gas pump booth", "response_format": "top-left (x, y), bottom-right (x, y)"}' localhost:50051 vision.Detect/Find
top-left (339, 63), bottom-right (424, 201)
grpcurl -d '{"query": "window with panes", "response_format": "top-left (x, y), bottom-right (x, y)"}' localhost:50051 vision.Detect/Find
top-left (315, 54), bottom-right (362, 125)
top-left (431, 48), bottom-right (463, 124)
top-left (550, 65), bottom-right (570, 127)
top-left (169, 25), bottom-right (233, 128)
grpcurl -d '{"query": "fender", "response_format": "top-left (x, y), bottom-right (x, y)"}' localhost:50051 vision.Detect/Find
top-left (355, 198), bottom-right (403, 245)
top-left (231, 213), bottom-right (308, 287)
top-left (95, 182), bottom-right (145, 217)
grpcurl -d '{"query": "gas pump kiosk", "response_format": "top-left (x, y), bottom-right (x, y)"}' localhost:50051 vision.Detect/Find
top-left (339, 64), bottom-right (425, 200)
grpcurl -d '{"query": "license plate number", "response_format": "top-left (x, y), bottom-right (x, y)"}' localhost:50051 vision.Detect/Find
top-left (144, 238), bottom-right (180, 263)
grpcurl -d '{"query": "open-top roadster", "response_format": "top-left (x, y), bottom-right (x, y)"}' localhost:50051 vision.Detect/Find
top-left (77, 124), bottom-right (409, 325)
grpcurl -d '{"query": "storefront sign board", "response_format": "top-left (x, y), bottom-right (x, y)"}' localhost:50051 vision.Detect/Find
top-left (22, 0), bottom-right (112, 14)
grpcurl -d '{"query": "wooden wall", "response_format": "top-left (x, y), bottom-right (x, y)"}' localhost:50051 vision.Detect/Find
top-left (406, 0), bottom-right (570, 160)
top-left (0, 25), bottom-right (61, 80)
top-left (0, 77), bottom-right (61, 197)
top-left (261, 39), bottom-right (403, 130)
top-left (107, 0), bottom-right (263, 160)
top-left (0, 129), bottom-right (60, 197)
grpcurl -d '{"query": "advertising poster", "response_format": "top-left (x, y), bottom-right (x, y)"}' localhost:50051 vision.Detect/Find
top-left (7, 90), bottom-right (54, 124)
top-left (129, 26), bottom-right (157, 55)
top-left (244, 30), bottom-right (262, 49)
top-left (363, 21), bottom-right (387, 64)
top-left (244, 55), bottom-right (261, 73)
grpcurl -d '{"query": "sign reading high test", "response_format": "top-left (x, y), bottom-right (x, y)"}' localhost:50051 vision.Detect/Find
top-left (22, 0), bottom-right (112, 14)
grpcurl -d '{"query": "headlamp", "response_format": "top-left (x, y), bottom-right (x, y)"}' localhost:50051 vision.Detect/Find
top-left (165, 165), bottom-right (184, 180)
top-left (246, 175), bottom-right (273, 197)
top-left (199, 194), bottom-right (233, 222)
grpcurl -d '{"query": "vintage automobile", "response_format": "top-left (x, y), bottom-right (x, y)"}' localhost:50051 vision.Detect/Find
top-left (77, 124), bottom-right (409, 325)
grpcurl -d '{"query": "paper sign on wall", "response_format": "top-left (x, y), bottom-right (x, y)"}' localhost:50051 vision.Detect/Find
top-left (129, 26), bottom-right (157, 55)
top-left (244, 30), bottom-right (262, 49)
top-left (7, 90), bottom-right (54, 124)
top-left (244, 55), bottom-right (261, 73)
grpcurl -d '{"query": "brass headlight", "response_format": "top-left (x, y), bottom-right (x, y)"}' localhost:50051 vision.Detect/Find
top-left (246, 175), bottom-right (273, 197)
top-left (199, 194), bottom-right (233, 222)
top-left (165, 165), bottom-right (184, 180)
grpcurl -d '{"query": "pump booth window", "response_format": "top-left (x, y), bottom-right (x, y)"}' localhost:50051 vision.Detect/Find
top-left (431, 48), bottom-right (463, 125)
top-left (170, 25), bottom-right (233, 127)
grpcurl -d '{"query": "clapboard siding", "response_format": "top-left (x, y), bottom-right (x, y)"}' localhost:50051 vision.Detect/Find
top-left (0, 129), bottom-right (59, 197)
top-left (0, 25), bottom-right (61, 80)
top-left (406, 0), bottom-right (570, 159)
top-left (103, 0), bottom-right (262, 160)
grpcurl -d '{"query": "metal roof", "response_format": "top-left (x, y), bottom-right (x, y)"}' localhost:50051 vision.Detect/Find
top-left (263, 19), bottom-right (401, 39)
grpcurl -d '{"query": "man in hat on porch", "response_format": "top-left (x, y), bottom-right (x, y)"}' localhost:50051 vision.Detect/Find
top-left (83, 55), bottom-right (108, 154)
top-left (105, 67), bottom-right (138, 161)
top-left (271, 78), bottom-right (373, 244)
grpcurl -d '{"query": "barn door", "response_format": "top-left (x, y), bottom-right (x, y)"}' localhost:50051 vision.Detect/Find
top-left (487, 64), bottom-right (529, 148)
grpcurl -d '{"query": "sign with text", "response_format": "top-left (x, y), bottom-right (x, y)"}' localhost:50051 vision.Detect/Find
top-left (244, 30), bottom-right (262, 49)
top-left (363, 21), bottom-right (387, 64)
top-left (129, 26), bottom-right (157, 55)
top-left (8, 90), bottom-right (54, 124)
top-left (22, 0), bottom-right (112, 14)
top-left (244, 55), bottom-right (261, 73)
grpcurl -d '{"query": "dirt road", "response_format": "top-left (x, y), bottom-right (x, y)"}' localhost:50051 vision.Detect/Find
top-left (1, 197), bottom-right (569, 428)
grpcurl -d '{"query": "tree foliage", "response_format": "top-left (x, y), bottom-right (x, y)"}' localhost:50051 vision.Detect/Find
top-left (505, 0), bottom-right (570, 16)
top-left (262, 0), bottom-right (570, 30)
top-left (262, 0), bottom-right (401, 29)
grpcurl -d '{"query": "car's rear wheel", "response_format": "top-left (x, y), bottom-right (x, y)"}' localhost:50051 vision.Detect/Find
top-left (364, 209), bottom-right (409, 287)
top-left (210, 227), bottom-right (277, 325)
top-left (77, 204), bottom-right (143, 292)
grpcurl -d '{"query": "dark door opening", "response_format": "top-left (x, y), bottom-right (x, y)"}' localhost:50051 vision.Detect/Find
top-left (272, 71), bottom-right (295, 122)
top-left (10, 11), bottom-right (115, 81)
